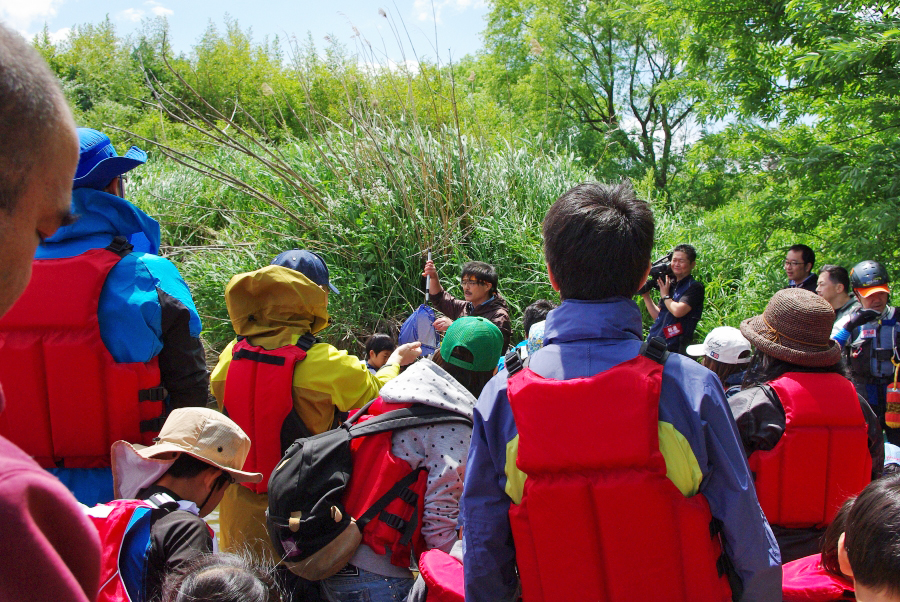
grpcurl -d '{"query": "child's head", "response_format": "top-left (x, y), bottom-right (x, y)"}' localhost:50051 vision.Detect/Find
top-left (522, 300), bottom-right (556, 339)
top-left (838, 473), bottom-right (900, 601)
top-left (542, 181), bottom-right (654, 301)
top-left (433, 316), bottom-right (503, 398)
top-left (686, 326), bottom-right (752, 386)
top-left (365, 333), bottom-right (396, 369)
top-left (161, 553), bottom-right (282, 602)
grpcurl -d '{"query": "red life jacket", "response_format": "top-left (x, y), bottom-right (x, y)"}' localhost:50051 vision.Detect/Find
top-left (782, 553), bottom-right (855, 601)
top-left (221, 336), bottom-right (314, 494)
top-left (87, 494), bottom-right (212, 602)
top-left (506, 355), bottom-right (732, 602)
top-left (749, 372), bottom-right (871, 529)
top-left (0, 243), bottom-right (164, 468)
top-left (342, 398), bottom-right (429, 569)
top-left (419, 549), bottom-right (464, 602)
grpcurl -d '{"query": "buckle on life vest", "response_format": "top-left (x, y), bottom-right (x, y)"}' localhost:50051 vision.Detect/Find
top-left (379, 511), bottom-right (408, 532)
top-left (140, 416), bottom-right (166, 433)
top-left (105, 235), bottom-right (134, 257)
top-left (505, 347), bottom-right (529, 376)
top-left (398, 487), bottom-right (418, 505)
top-left (139, 386), bottom-right (168, 402)
top-left (640, 337), bottom-right (670, 365)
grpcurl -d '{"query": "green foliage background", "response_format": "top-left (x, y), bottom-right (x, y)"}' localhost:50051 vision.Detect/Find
top-left (30, 2), bottom-right (900, 358)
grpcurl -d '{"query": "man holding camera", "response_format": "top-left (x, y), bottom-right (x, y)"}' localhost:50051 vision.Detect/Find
top-left (641, 244), bottom-right (704, 354)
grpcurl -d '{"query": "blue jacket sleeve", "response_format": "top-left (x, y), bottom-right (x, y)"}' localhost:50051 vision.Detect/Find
top-left (687, 374), bottom-right (782, 601)
top-left (461, 380), bottom-right (520, 602)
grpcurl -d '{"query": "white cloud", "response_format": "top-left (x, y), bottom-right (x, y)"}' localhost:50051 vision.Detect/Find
top-left (413, 0), bottom-right (484, 24)
top-left (145, 1), bottom-right (173, 17)
top-left (118, 8), bottom-right (144, 22)
top-left (47, 26), bottom-right (69, 42)
top-left (0, 0), bottom-right (64, 30)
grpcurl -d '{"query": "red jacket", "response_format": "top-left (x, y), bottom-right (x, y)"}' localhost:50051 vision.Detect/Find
top-left (506, 355), bottom-right (732, 602)
top-left (0, 246), bottom-right (163, 468)
top-left (749, 372), bottom-right (871, 528)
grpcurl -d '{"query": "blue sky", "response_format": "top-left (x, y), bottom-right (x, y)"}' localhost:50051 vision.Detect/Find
top-left (0, 0), bottom-right (490, 64)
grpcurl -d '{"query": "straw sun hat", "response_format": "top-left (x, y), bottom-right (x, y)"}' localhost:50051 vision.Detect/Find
top-left (112, 407), bottom-right (262, 499)
top-left (740, 288), bottom-right (841, 368)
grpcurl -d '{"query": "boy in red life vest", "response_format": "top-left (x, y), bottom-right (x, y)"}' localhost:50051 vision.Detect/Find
top-left (729, 288), bottom-right (883, 563)
top-left (321, 316), bottom-right (502, 601)
top-left (91, 407), bottom-right (262, 602)
top-left (210, 250), bottom-right (420, 569)
top-left (461, 181), bottom-right (781, 602)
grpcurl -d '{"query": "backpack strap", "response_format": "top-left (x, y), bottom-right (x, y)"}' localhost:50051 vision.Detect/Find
top-left (640, 336), bottom-right (670, 365)
top-left (347, 406), bottom-right (472, 439)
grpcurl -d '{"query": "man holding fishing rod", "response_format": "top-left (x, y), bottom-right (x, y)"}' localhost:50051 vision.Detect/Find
top-left (422, 257), bottom-right (512, 352)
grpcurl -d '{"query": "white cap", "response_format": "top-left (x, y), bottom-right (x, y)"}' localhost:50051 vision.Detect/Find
top-left (686, 326), bottom-right (752, 365)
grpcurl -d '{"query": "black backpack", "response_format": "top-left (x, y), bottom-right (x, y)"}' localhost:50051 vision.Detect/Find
top-left (266, 398), bottom-right (472, 581)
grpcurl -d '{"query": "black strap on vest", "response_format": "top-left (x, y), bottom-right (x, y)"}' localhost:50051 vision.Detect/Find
top-left (640, 336), bottom-right (670, 365)
top-left (505, 347), bottom-right (529, 377)
top-left (105, 236), bottom-right (134, 258)
top-left (233, 333), bottom-right (318, 365)
top-left (356, 467), bottom-right (426, 534)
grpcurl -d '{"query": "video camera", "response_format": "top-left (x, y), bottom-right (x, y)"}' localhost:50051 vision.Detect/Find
top-left (637, 251), bottom-right (675, 295)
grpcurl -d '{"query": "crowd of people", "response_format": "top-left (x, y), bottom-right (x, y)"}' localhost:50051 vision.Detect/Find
top-left (2, 22), bottom-right (900, 602)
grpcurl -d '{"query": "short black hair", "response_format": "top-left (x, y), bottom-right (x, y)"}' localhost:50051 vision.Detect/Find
top-left (844, 473), bottom-right (900, 597)
top-left (673, 244), bottom-right (697, 263)
top-left (820, 265), bottom-right (850, 293)
top-left (461, 261), bottom-right (499, 294)
top-left (365, 333), bottom-right (396, 356)
top-left (789, 244), bottom-right (815, 268)
top-left (164, 453), bottom-right (219, 479)
top-left (161, 553), bottom-right (282, 602)
top-left (543, 181), bottom-right (654, 300)
top-left (523, 299), bottom-right (555, 337)
top-left (0, 25), bottom-right (68, 212)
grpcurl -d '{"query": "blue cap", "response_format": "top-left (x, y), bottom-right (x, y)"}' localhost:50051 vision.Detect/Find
top-left (271, 249), bottom-right (340, 294)
top-left (73, 128), bottom-right (147, 190)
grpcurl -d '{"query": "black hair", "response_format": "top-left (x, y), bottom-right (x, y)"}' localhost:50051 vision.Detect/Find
top-left (789, 244), bottom-right (815, 268)
top-left (522, 300), bottom-right (556, 338)
top-left (843, 473), bottom-right (900, 597)
top-left (461, 261), bottom-right (499, 295)
top-left (0, 24), bottom-right (68, 212)
top-left (740, 350), bottom-right (848, 389)
top-left (672, 244), bottom-right (697, 263)
top-left (820, 264), bottom-right (851, 293)
top-left (365, 333), bottom-right (396, 357)
top-left (543, 181), bottom-right (654, 301)
top-left (432, 349), bottom-right (495, 399)
top-left (164, 453), bottom-right (220, 480)
top-left (821, 497), bottom-right (854, 579)
top-left (161, 553), bottom-right (282, 602)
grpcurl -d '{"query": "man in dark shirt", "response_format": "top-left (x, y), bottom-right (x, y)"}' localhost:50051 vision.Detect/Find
top-left (785, 244), bottom-right (817, 292)
top-left (107, 407), bottom-right (263, 601)
top-left (422, 259), bottom-right (512, 351)
top-left (642, 243), bottom-right (704, 354)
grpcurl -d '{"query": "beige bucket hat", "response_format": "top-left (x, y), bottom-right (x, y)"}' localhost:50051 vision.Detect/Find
top-left (740, 288), bottom-right (841, 368)
top-left (112, 407), bottom-right (262, 499)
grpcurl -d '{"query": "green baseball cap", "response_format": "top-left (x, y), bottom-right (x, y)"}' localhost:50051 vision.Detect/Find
top-left (440, 316), bottom-right (504, 372)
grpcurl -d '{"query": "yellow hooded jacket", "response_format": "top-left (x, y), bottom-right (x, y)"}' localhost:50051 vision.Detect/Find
top-left (210, 265), bottom-right (400, 562)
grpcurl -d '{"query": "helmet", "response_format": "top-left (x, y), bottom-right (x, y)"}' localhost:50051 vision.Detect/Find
top-left (850, 260), bottom-right (889, 290)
